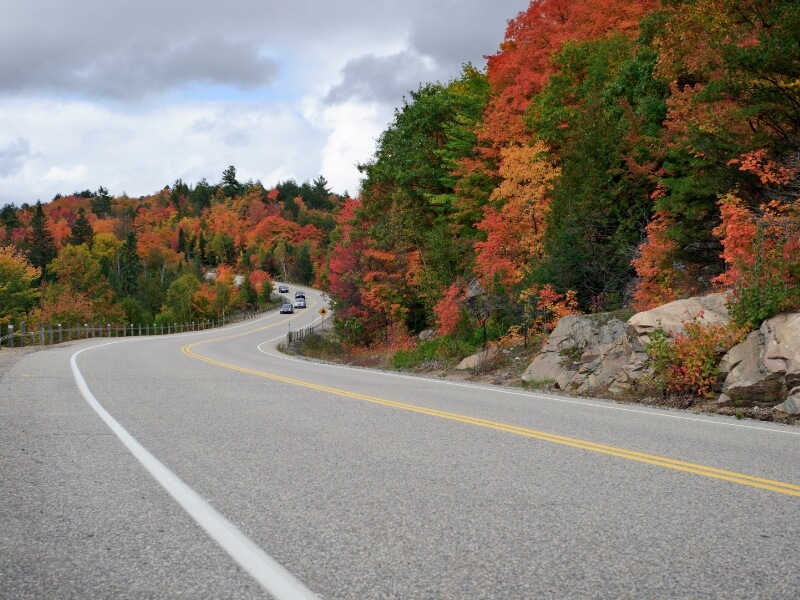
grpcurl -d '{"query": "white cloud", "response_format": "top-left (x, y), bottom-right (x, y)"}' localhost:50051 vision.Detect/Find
top-left (43, 164), bottom-right (89, 184)
top-left (0, 0), bottom-right (529, 205)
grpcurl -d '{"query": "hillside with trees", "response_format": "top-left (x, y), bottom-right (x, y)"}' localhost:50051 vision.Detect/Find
top-left (1, 168), bottom-right (344, 329)
top-left (2, 0), bottom-right (799, 395)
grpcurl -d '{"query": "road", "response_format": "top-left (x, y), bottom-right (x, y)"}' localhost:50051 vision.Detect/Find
top-left (2, 285), bottom-right (799, 599)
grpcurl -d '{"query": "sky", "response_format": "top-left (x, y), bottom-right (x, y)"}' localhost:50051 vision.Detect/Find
top-left (0, 0), bottom-right (529, 206)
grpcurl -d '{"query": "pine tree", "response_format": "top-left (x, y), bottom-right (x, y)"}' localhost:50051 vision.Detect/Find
top-left (90, 186), bottom-right (112, 218)
top-left (67, 207), bottom-right (94, 247)
top-left (25, 201), bottom-right (57, 277)
top-left (118, 230), bottom-right (141, 297)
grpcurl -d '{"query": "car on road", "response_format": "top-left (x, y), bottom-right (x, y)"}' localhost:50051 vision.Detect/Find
top-left (294, 290), bottom-right (305, 299)
top-left (294, 297), bottom-right (306, 309)
top-left (278, 285), bottom-right (289, 293)
top-left (280, 303), bottom-right (294, 314)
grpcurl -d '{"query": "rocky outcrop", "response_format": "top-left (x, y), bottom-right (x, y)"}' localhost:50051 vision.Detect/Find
top-left (626, 293), bottom-right (730, 351)
top-left (522, 293), bottom-right (731, 395)
top-left (719, 313), bottom-right (800, 413)
top-left (521, 291), bottom-right (800, 415)
top-left (520, 315), bottom-right (628, 392)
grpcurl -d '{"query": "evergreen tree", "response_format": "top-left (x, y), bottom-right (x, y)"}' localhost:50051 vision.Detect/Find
top-left (1, 203), bottom-right (20, 236)
top-left (290, 243), bottom-right (315, 285)
top-left (221, 165), bottom-right (241, 197)
top-left (177, 227), bottom-right (187, 255)
top-left (25, 201), bottom-right (57, 277)
top-left (237, 272), bottom-right (258, 308)
top-left (67, 207), bottom-right (94, 247)
top-left (90, 186), bottom-right (112, 218)
top-left (118, 230), bottom-right (141, 297)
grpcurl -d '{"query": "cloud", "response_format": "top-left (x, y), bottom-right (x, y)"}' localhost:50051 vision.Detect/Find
top-left (43, 164), bottom-right (89, 184)
top-left (0, 138), bottom-right (34, 177)
top-left (0, 39), bottom-right (279, 101)
top-left (0, 0), bottom-right (530, 204)
top-left (323, 51), bottom-right (438, 105)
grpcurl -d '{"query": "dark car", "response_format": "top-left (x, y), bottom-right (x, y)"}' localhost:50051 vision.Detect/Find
top-left (280, 303), bottom-right (294, 314)
top-left (294, 290), bottom-right (305, 299)
top-left (278, 285), bottom-right (289, 293)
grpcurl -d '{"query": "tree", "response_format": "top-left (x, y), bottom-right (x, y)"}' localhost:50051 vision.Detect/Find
top-left (164, 273), bottom-right (200, 323)
top-left (474, 141), bottom-right (561, 288)
top-left (290, 243), bottom-right (315, 285)
top-left (236, 272), bottom-right (258, 308)
top-left (118, 230), bottom-right (141, 297)
top-left (221, 165), bottom-right (241, 198)
top-left (0, 246), bottom-right (40, 324)
top-left (25, 201), bottom-right (57, 277)
top-left (90, 186), bottom-right (112, 218)
top-left (67, 207), bottom-right (94, 247)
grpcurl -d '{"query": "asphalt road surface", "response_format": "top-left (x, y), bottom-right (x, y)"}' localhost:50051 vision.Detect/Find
top-left (2, 284), bottom-right (799, 599)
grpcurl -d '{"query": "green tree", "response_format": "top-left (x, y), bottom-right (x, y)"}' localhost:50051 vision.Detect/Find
top-left (221, 165), bottom-right (241, 198)
top-left (0, 245), bottom-right (40, 324)
top-left (164, 273), bottom-right (200, 323)
top-left (527, 32), bottom-right (666, 309)
top-left (118, 230), bottom-right (141, 297)
top-left (1, 203), bottom-right (21, 238)
top-left (290, 243), bottom-right (315, 285)
top-left (90, 186), bottom-right (112, 218)
top-left (25, 201), bottom-right (57, 277)
top-left (236, 272), bottom-right (258, 308)
top-left (67, 207), bottom-right (94, 247)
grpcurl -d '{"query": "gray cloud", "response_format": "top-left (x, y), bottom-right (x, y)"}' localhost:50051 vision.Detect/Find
top-left (0, 138), bottom-right (33, 177)
top-left (324, 51), bottom-right (439, 105)
top-left (0, 38), bottom-right (278, 100)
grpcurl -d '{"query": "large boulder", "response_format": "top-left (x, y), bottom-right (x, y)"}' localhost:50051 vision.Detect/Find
top-left (626, 293), bottom-right (730, 352)
top-left (720, 313), bottom-right (800, 410)
top-left (521, 315), bottom-right (627, 391)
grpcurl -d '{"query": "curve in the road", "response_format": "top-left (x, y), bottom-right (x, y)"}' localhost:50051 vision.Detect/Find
top-left (182, 339), bottom-right (800, 499)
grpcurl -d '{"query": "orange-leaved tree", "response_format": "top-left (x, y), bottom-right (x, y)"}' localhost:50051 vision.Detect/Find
top-left (474, 141), bottom-right (560, 288)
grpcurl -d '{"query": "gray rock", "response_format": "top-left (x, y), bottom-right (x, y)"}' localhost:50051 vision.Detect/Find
top-left (627, 293), bottom-right (730, 351)
top-left (719, 313), bottom-right (800, 408)
top-left (522, 315), bottom-right (627, 390)
top-left (456, 348), bottom-right (499, 370)
top-left (774, 388), bottom-right (800, 415)
top-left (418, 329), bottom-right (437, 341)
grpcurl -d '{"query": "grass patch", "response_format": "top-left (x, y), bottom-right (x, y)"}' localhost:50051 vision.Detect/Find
top-left (391, 336), bottom-right (476, 370)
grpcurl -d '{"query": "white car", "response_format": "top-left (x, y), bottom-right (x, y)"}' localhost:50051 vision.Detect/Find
top-left (294, 297), bottom-right (306, 309)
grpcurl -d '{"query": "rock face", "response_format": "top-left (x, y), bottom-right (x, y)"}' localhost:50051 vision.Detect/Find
top-left (522, 293), bottom-right (732, 396)
top-left (719, 313), bottom-right (800, 413)
top-left (520, 315), bottom-right (629, 392)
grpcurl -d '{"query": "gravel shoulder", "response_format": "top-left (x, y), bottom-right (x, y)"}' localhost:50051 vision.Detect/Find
top-left (0, 346), bottom-right (41, 378)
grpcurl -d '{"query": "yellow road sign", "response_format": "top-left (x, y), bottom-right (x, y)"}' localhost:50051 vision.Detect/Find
top-left (319, 308), bottom-right (328, 316)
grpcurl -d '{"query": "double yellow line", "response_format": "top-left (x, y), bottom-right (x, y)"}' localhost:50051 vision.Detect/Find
top-left (182, 337), bottom-right (800, 498)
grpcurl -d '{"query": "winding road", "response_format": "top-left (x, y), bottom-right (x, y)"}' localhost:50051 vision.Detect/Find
top-left (2, 285), bottom-right (799, 599)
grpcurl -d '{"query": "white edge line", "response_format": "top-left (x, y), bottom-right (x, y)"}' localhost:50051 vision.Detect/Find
top-left (256, 339), bottom-right (800, 437)
top-left (70, 342), bottom-right (318, 600)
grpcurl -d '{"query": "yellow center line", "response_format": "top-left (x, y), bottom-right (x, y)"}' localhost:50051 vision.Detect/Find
top-left (182, 332), bottom-right (800, 498)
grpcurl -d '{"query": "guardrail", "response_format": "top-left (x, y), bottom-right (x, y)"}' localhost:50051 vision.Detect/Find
top-left (1, 302), bottom-right (282, 349)
top-left (286, 313), bottom-right (331, 345)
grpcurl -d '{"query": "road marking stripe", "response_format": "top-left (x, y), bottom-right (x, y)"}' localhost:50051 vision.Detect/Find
top-left (182, 342), bottom-right (800, 498)
top-left (72, 343), bottom-right (319, 600)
